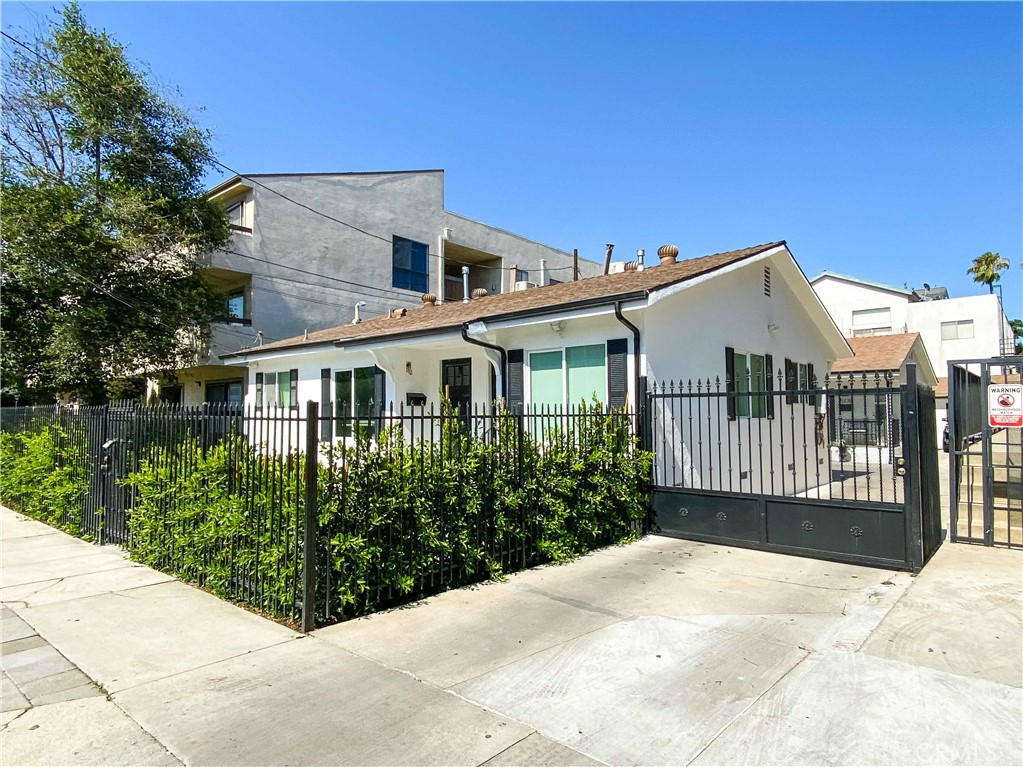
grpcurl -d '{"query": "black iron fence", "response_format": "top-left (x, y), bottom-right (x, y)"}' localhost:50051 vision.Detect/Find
top-left (647, 371), bottom-right (905, 505)
top-left (1, 401), bottom-right (647, 630)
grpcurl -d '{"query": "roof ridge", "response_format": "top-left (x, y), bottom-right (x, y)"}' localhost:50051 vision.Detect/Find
top-left (225, 241), bottom-right (787, 358)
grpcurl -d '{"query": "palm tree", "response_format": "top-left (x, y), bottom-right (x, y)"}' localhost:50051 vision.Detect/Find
top-left (967, 252), bottom-right (1009, 293)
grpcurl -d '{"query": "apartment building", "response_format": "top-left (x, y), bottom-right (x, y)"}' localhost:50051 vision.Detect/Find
top-left (160, 170), bottom-right (602, 405)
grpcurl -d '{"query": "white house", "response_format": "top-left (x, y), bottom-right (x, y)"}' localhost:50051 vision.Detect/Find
top-left (161, 169), bottom-right (603, 406)
top-left (810, 271), bottom-right (1015, 377)
top-left (223, 241), bottom-right (853, 495)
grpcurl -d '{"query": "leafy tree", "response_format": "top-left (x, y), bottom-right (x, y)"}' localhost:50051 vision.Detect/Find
top-left (1010, 319), bottom-right (1023, 355)
top-left (1, 3), bottom-right (229, 404)
top-left (966, 251), bottom-right (1009, 294)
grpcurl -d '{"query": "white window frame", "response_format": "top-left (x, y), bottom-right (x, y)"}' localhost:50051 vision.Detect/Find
top-left (526, 343), bottom-right (608, 410)
top-left (732, 349), bottom-right (768, 419)
top-left (941, 319), bottom-right (974, 340)
top-left (225, 197), bottom-right (252, 233)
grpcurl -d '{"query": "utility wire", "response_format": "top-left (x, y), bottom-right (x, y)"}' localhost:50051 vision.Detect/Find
top-left (3, 27), bottom-right (584, 316)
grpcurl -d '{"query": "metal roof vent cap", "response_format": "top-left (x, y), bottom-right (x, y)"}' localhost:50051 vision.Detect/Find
top-left (657, 244), bottom-right (679, 266)
top-left (421, 293), bottom-right (438, 307)
top-left (470, 287), bottom-right (489, 300)
top-left (624, 260), bottom-right (639, 272)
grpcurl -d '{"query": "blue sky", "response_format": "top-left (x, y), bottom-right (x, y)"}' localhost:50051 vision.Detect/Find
top-left (3, 1), bottom-right (1021, 318)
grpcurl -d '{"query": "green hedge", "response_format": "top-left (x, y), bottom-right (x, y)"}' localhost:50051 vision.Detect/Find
top-left (2, 404), bottom-right (651, 627)
top-left (0, 426), bottom-right (89, 536)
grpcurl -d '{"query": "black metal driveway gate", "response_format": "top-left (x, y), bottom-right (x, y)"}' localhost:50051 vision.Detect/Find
top-left (948, 356), bottom-right (1023, 548)
top-left (644, 364), bottom-right (941, 572)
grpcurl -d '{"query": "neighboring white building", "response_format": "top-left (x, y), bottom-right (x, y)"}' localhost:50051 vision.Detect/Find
top-left (810, 271), bottom-right (1015, 379)
top-left (159, 169), bottom-right (603, 406)
top-left (223, 241), bottom-right (853, 495)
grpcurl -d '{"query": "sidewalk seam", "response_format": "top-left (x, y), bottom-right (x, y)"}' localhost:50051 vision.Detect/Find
top-left (683, 649), bottom-right (813, 766)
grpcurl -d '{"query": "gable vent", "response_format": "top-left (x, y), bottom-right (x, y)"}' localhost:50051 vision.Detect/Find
top-left (763, 266), bottom-right (772, 297)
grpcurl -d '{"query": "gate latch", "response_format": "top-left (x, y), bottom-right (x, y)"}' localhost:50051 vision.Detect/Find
top-left (100, 438), bottom-right (123, 472)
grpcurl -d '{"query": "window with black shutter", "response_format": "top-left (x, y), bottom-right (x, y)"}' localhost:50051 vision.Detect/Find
top-left (320, 368), bottom-right (332, 440)
top-left (507, 349), bottom-right (524, 414)
top-left (725, 346), bottom-right (736, 421)
top-left (607, 338), bottom-right (629, 408)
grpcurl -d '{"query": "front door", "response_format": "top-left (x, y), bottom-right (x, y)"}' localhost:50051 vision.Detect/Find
top-left (442, 358), bottom-right (472, 415)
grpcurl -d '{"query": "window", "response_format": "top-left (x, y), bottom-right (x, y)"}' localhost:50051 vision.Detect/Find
top-left (567, 345), bottom-right (606, 405)
top-left (852, 307), bottom-right (891, 326)
top-left (528, 344), bottom-right (607, 409)
top-left (225, 290), bottom-right (248, 325)
top-left (852, 327), bottom-right (892, 337)
top-left (732, 351), bottom-right (767, 418)
top-left (257, 369), bottom-right (297, 410)
top-left (334, 367), bottom-right (379, 437)
top-left (515, 269), bottom-right (530, 283)
top-left (392, 235), bottom-right (429, 292)
top-left (225, 199), bottom-right (251, 233)
top-left (941, 320), bottom-right (974, 340)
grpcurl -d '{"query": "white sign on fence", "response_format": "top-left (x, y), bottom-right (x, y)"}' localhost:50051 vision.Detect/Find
top-left (988, 384), bottom-right (1023, 428)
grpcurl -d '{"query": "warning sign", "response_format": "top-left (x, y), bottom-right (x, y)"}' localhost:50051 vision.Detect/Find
top-left (988, 384), bottom-right (1023, 428)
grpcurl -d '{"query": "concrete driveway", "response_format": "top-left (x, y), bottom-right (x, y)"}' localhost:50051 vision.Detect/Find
top-left (3, 505), bottom-right (1021, 766)
top-left (315, 537), bottom-right (1022, 766)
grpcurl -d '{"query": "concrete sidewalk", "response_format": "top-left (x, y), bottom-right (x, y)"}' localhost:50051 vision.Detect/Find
top-left (2, 506), bottom-right (1021, 766)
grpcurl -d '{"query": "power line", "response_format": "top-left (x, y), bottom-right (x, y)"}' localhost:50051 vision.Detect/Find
top-left (220, 248), bottom-right (412, 303)
top-left (3, 27), bottom-right (584, 308)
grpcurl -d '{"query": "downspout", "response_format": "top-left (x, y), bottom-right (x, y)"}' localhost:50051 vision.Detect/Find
top-left (614, 300), bottom-right (641, 409)
top-left (461, 323), bottom-right (508, 401)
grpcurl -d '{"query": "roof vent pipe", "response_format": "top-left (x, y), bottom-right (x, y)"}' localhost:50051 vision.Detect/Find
top-left (603, 243), bottom-right (614, 275)
top-left (462, 266), bottom-right (470, 304)
top-left (353, 301), bottom-right (366, 324)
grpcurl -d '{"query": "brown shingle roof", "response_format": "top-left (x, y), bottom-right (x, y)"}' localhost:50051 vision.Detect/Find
top-left (226, 241), bottom-right (785, 358)
top-left (830, 333), bottom-right (921, 373)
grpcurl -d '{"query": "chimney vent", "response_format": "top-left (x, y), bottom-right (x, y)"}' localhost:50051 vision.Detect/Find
top-left (657, 244), bottom-right (679, 266)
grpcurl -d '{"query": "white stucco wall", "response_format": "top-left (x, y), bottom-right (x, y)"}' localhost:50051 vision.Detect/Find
top-left (906, 293), bottom-right (1013, 375)
top-left (810, 277), bottom-right (912, 337)
top-left (812, 276), bottom-right (1013, 379)
top-left (645, 255), bottom-right (840, 496)
top-left (234, 251), bottom-right (848, 496)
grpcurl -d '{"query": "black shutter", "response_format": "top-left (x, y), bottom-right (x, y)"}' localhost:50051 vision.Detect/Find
top-left (807, 362), bottom-right (817, 407)
top-left (508, 349), bottom-right (524, 414)
top-left (255, 373), bottom-right (263, 410)
top-left (320, 368), bottom-right (332, 441)
top-left (374, 366), bottom-right (386, 415)
top-left (725, 347), bottom-right (736, 421)
top-left (765, 354), bottom-right (775, 419)
top-left (785, 358), bottom-right (797, 404)
top-left (607, 338), bottom-right (629, 409)
top-left (289, 369), bottom-right (299, 410)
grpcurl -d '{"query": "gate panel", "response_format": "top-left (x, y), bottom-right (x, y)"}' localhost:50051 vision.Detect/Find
top-left (651, 490), bottom-right (760, 543)
top-left (765, 498), bottom-right (906, 563)
top-left (647, 363), bottom-right (937, 571)
top-left (949, 357), bottom-right (1023, 548)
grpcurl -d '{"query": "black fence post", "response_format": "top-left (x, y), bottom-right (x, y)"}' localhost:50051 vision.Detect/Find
top-left (301, 400), bottom-right (318, 633)
top-left (97, 404), bottom-right (110, 546)
top-left (901, 363), bottom-right (924, 572)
